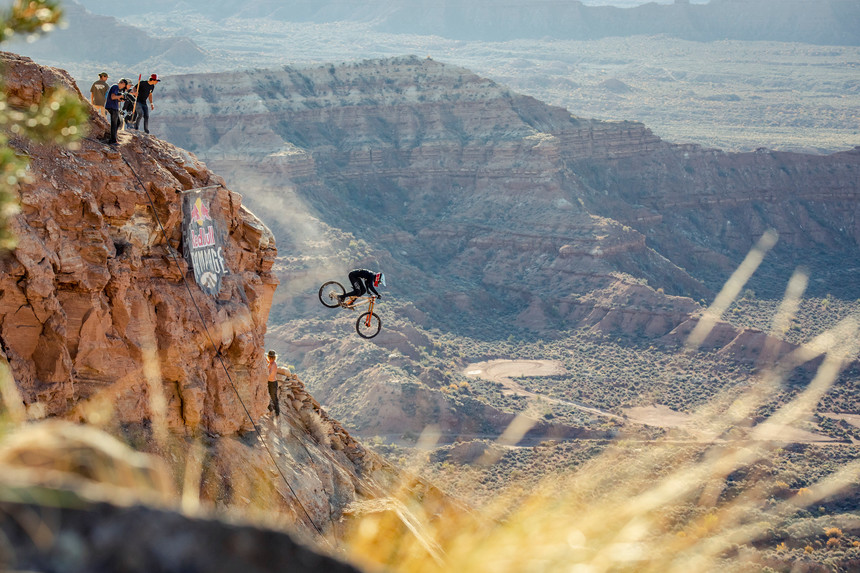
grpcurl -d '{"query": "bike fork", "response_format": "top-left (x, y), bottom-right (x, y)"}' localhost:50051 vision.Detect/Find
top-left (366, 299), bottom-right (375, 326)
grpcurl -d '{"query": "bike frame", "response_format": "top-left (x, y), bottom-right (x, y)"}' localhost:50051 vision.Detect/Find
top-left (345, 295), bottom-right (377, 324)
top-left (320, 281), bottom-right (382, 338)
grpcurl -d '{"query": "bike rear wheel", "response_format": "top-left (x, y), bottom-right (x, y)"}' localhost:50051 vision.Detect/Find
top-left (356, 312), bottom-right (382, 339)
top-left (319, 281), bottom-right (345, 308)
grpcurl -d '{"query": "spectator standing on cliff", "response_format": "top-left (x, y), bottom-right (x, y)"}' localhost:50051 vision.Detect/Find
top-left (132, 74), bottom-right (159, 133)
top-left (104, 78), bottom-right (128, 145)
top-left (89, 72), bottom-right (109, 118)
top-left (266, 350), bottom-right (280, 416)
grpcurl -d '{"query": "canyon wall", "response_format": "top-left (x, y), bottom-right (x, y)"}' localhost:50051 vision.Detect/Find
top-left (156, 56), bottom-right (860, 334)
top-left (151, 56), bottom-right (860, 440)
top-left (0, 52), bottom-right (277, 435)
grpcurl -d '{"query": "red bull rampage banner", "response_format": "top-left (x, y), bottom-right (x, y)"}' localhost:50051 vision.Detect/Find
top-left (182, 190), bottom-right (229, 296)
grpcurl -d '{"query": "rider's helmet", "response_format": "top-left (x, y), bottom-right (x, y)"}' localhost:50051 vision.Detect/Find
top-left (374, 272), bottom-right (386, 287)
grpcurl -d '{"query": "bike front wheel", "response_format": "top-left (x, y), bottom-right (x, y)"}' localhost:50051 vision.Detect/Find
top-left (319, 281), bottom-right (345, 308)
top-left (356, 312), bottom-right (382, 339)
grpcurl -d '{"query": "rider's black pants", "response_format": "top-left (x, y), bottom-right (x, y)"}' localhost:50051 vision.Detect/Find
top-left (343, 271), bottom-right (370, 298)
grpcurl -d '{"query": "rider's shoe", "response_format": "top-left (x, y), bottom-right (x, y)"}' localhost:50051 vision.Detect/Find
top-left (342, 296), bottom-right (358, 308)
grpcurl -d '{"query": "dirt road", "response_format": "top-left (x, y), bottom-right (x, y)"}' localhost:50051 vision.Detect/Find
top-left (463, 359), bottom-right (839, 444)
top-left (464, 359), bottom-right (623, 421)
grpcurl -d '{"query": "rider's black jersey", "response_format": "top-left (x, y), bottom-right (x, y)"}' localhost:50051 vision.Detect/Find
top-left (347, 269), bottom-right (380, 297)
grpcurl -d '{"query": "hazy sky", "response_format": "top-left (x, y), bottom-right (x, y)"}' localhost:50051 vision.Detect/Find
top-left (582, 0), bottom-right (709, 4)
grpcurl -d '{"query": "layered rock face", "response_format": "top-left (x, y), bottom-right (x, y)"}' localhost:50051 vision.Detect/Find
top-left (157, 57), bottom-right (707, 337)
top-left (572, 145), bottom-right (860, 295)
top-left (156, 56), bottom-right (860, 342)
top-left (0, 52), bottom-right (278, 435)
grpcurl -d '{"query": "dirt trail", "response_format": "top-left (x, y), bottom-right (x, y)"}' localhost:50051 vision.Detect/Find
top-left (463, 359), bottom-right (840, 444)
top-left (464, 359), bottom-right (623, 421)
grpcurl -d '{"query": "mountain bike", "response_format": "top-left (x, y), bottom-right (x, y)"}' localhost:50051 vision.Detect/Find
top-left (318, 281), bottom-right (382, 339)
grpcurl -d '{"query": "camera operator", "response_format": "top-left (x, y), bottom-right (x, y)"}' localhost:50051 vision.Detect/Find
top-left (105, 78), bottom-right (129, 145)
top-left (119, 84), bottom-right (138, 130)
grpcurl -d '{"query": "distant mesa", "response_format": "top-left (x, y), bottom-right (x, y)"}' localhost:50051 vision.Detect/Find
top-left (598, 78), bottom-right (633, 93)
top-left (702, 93), bottom-right (742, 102)
top-left (159, 37), bottom-right (208, 66)
top-left (73, 0), bottom-right (860, 46)
top-left (5, 1), bottom-right (209, 76)
top-left (154, 55), bottom-right (860, 344)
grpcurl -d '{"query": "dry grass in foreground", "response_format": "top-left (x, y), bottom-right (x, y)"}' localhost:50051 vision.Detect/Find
top-left (340, 234), bottom-right (860, 572)
top-left (0, 231), bottom-right (858, 572)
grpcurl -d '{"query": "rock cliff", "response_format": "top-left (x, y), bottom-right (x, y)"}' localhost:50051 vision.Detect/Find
top-left (0, 52), bottom-right (279, 435)
top-left (572, 145), bottom-right (860, 297)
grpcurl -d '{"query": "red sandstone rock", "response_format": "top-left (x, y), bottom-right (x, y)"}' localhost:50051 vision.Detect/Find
top-left (0, 53), bottom-right (278, 435)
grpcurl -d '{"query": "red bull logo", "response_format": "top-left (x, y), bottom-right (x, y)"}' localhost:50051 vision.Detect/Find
top-left (191, 226), bottom-right (216, 248)
top-left (189, 197), bottom-right (212, 226)
top-left (183, 190), bottom-right (228, 297)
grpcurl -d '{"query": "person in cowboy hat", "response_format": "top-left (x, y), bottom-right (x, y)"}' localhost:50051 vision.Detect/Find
top-left (266, 349), bottom-right (280, 416)
top-left (132, 73), bottom-right (160, 134)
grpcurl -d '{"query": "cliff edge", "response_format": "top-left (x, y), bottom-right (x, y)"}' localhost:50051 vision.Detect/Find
top-left (0, 51), bottom-right (278, 435)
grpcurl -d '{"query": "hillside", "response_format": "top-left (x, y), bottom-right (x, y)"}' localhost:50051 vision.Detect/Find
top-left (151, 57), bottom-right (860, 447)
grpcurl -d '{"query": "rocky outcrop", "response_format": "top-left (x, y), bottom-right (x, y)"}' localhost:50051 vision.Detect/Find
top-left (276, 367), bottom-right (379, 471)
top-left (0, 52), bottom-right (278, 435)
top-left (0, 498), bottom-right (361, 573)
top-left (0, 420), bottom-right (364, 572)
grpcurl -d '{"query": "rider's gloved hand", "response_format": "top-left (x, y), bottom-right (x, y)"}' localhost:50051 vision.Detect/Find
top-left (376, 293), bottom-right (382, 299)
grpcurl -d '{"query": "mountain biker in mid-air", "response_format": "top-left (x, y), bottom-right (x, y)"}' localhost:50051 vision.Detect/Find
top-left (337, 268), bottom-right (385, 305)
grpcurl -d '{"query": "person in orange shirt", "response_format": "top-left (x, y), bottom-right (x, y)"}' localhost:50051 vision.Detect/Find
top-left (266, 349), bottom-right (280, 416)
